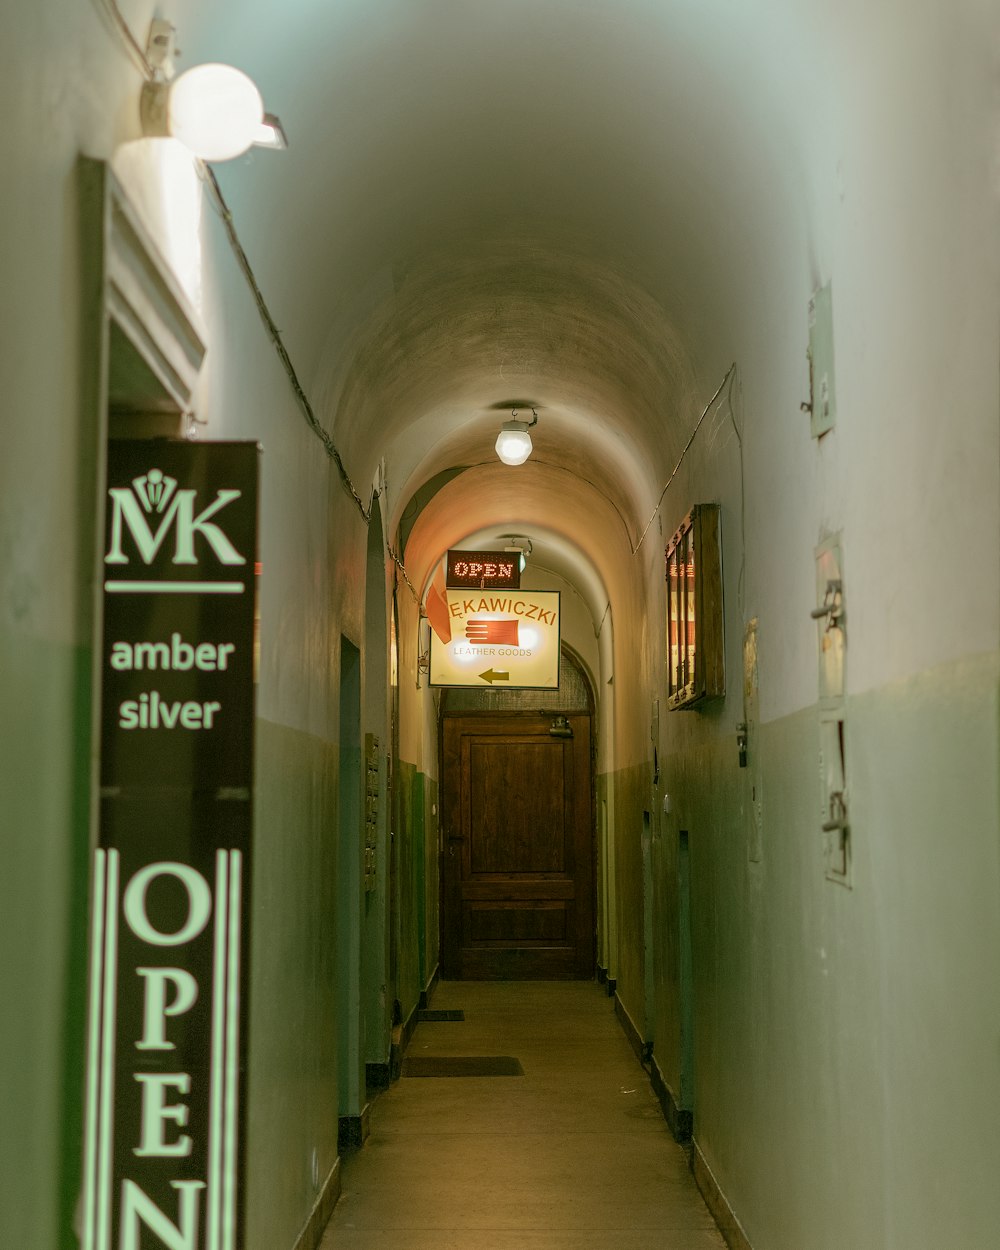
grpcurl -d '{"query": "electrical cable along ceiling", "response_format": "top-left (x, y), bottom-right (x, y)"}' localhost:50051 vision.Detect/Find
top-left (161, 0), bottom-right (800, 605)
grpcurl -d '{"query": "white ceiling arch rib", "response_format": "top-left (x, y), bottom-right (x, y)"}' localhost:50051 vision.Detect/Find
top-left (401, 462), bottom-right (639, 640)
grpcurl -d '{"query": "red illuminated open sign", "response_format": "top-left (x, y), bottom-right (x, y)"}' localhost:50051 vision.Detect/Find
top-left (446, 549), bottom-right (521, 590)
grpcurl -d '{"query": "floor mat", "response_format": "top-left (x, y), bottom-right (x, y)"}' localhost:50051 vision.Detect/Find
top-left (401, 1055), bottom-right (524, 1077)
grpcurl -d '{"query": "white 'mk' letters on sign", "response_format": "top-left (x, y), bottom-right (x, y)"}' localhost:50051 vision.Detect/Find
top-left (105, 469), bottom-right (247, 567)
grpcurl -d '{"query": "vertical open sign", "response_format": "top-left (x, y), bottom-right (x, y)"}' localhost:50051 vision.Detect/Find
top-left (83, 441), bottom-right (258, 1250)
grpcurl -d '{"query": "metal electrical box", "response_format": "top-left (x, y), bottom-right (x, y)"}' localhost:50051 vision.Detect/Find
top-left (814, 535), bottom-right (845, 707)
top-left (818, 716), bottom-right (849, 882)
top-left (813, 535), bottom-right (850, 885)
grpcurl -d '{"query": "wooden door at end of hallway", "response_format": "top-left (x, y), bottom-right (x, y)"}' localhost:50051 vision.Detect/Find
top-left (441, 713), bottom-right (594, 979)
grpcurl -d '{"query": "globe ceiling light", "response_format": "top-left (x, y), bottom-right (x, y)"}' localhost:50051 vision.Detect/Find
top-left (140, 22), bottom-right (284, 162)
top-left (495, 407), bottom-right (539, 466)
top-left (167, 64), bottom-right (264, 161)
top-left (502, 537), bottom-right (533, 572)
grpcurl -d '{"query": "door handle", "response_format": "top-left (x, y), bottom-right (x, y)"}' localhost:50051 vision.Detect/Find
top-left (448, 834), bottom-right (465, 843)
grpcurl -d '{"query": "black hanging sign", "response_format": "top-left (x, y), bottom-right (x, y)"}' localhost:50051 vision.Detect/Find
top-left (82, 440), bottom-right (258, 1250)
top-left (445, 548), bottom-right (521, 589)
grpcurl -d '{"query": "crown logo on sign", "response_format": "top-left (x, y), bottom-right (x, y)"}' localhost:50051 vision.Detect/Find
top-left (131, 469), bottom-right (178, 514)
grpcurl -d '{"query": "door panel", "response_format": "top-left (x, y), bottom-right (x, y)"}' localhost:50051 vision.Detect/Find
top-left (467, 738), bottom-right (568, 873)
top-left (442, 713), bottom-right (594, 979)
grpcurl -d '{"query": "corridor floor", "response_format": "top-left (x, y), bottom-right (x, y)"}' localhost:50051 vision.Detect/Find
top-left (319, 980), bottom-right (726, 1249)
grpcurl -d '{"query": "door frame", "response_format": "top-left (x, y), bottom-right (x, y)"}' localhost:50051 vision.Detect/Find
top-left (438, 707), bottom-right (597, 979)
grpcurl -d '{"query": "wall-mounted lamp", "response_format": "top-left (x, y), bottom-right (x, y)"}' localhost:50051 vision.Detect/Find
top-left (416, 617), bottom-right (431, 689)
top-left (502, 537), bottom-right (532, 572)
top-left (140, 20), bottom-right (286, 161)
top-left (495, 407), bottom-right (538, 466)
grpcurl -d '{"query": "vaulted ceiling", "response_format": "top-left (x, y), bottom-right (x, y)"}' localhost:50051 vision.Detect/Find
top-left (175, 0), bottom-right (811, 609)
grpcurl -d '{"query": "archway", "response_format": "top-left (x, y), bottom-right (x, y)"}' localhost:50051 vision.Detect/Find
top-left (438, 647), bottom-right (596, 979)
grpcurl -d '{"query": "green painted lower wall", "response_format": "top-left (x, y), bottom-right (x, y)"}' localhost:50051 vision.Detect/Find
top-left (0, 629), bottom-right (93, 1249)
top-left (415, 773), bottom-right (427, 992)
top-left (361, 742), bottom-right (391, 1072)
top-left (395, 761), bottom-right (422, 1027)
top-left (245, 718), bottom-right (339, 1250)
top-left (9, 633), bottom-right (997, 1250)
top-left (848, 652), bottom-right (1000, 1249)
top-left (629, 649), bottom-right (1000, 1250)
top-left (395, 762), bottom-right (440, 1027)
top-left (598, 761), bottom-right (655, 1024)
top-left (424, 775), bottom-right (440, 991)
top-left (8, 688), bottom-right (406, 1250)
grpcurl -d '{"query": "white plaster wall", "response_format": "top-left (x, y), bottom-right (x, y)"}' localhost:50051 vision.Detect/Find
top-left (0, 3), bottom-right (149, 1241)
top-left (647, 5), bottom-right (1000, 1249)
top-left (2, 2), bottom-right (998, 1247)
top-left (192, 196), bottom-right (364, 1248)
top-left (710, 0), bottom-right (1000, 720)
top-left (521, 564), bottom-right (600, 694)
top-left (0, 4), bottom-right (372, 1246)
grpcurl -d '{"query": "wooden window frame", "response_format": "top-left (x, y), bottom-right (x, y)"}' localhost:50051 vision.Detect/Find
top-left (665, 503), bottom-right (725, 710)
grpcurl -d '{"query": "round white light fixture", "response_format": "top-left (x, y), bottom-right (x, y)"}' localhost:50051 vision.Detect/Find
top-left (503, 537), bottom-right (533, 572)
top-left (168, 63), bottom-right (264, 161)
top-left (494, 407), bottom-right (539, 466)
top-left (495, 420), bottom-right (534, 466)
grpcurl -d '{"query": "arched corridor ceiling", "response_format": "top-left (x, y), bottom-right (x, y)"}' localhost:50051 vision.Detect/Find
top-left (318, 233), bottom-right (696, 542)
top-left (402, 464), bottom-right (629, 624)
top-left (173, 0), bottom-right (811, 591)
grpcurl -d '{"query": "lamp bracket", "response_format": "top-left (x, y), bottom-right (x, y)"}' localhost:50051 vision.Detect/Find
top-left (139, 80), bottom-right (170, 139)
top-left (145, 19), bottom-right (178, 80)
